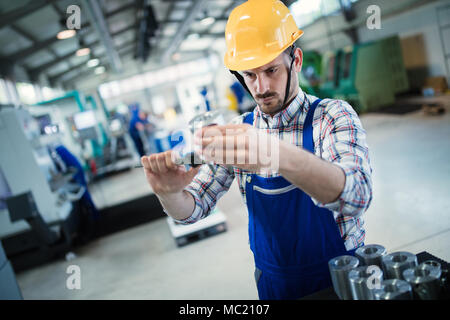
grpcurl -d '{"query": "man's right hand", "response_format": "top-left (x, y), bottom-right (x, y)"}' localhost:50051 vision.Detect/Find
top-left (140, 150), bottom-right (200, 196)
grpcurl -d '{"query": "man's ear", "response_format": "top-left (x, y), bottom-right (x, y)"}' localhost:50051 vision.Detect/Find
top-left (294, 47), bottom-right (303, 73)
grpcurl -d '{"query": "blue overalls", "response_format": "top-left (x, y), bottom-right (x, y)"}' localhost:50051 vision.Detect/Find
top-left (243, 98), bottom-right (358, 299)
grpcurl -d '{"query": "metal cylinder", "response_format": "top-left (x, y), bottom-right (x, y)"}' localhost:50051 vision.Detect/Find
top-left (373, 279), bottom-right (413, 300)
top-left (403, 263), bottom-right (442, 300)
top-left (355, 244), bottom-right (387, 268)
top-left (349, 266), bottom-right (384, 300)
top-left (382, 251), bottom-right (418, 279)
top-left (421, 260), bottom-right (441, 272)
top-left (328, 255), bottom-right (359, 300)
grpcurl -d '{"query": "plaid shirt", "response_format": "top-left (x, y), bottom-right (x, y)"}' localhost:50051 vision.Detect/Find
top-left (179, 89), bottom-right (373, 250)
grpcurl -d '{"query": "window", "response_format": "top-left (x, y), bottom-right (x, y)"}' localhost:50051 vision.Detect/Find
top-left (0, 79), bottom-right (9, 104)
top-left (290, 0), bottom-right (359, 28)
top-left (16, 82), bottom-right (37, 105)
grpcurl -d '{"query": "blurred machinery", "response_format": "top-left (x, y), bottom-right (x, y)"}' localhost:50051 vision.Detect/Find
top-left (300, 35), bottom-right (409, 113)
top-left (0, 106), bottom-right (84, 271)
top-left (0, 240), bottom-right (22, 299)
top-left (298, 51), bottom-right (322, 97)
top-left (33, 90), bottom-right (135, 180)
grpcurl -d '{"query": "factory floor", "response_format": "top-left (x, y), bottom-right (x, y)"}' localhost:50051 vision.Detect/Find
top-left (15, 95), bottom-right (450, 300)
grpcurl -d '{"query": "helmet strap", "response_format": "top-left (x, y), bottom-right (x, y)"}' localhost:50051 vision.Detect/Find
top-left (282, 45), bottom-right (296, 109)
top-left (230, 70), bottom-right (252, 96)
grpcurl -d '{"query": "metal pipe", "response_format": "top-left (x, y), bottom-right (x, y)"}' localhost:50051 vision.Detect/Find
top-left (355, 244), bottom-right (386, 268)
top-left (382, 251), bottom-right (418, 279)
top-left (81, 0), bottom-right (123, 73)
top-left (328, 255), bottom-right (359, 300)
top-left (161, 0), bottom-right (208, 64)
top-left (403, 263), bottom-right (442, 300)
top-left (373, 279), bottom-right (413, 300)
top-left (349, 266), bottom-right (383, 300)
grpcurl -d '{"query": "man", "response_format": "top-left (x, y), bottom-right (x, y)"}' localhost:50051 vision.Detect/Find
top-left (141, 0), bottom-right (372, 299)
top-left (129, 106), bottom-right (150, 157)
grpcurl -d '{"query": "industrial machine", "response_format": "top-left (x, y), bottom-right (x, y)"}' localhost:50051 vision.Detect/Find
top-left (317, 35), bottom-right (409, 113)
top-left (0, 240), bottom-right (22, 299)
top-left (0, 106), bottom-right (84, 271)
top-left (298, 50), bottom-right (322, 97)
top-left (32, 90), bottom-right (135, 180)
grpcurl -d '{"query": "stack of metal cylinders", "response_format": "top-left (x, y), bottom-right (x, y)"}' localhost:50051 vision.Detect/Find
top-left (355, 244), bottom-right (386, 268)
top-left (403, 261), bottom-right (442, 300)
top-left (382, 251), bottom-right (418, 279)
top-left (348, 266), bottom-right (383, 300)
top-left (328, 255), bottom-right (359, 300)
top-left (373, 279), bottom-right (413, 300)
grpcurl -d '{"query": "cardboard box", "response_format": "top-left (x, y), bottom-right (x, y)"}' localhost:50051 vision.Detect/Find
top-left (423, 76), bottom-right (448, 94)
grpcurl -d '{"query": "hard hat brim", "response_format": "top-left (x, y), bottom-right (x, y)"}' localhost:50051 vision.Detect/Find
top-left (224, 30), bottom-right (303, 71)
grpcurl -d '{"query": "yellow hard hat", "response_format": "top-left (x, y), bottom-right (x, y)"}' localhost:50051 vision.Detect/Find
top-left (224, 0), bottom-right (303, 71)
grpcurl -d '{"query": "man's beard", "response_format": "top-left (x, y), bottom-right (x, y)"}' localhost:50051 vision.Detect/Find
top-left (255, 92), bottom-right (285, 116)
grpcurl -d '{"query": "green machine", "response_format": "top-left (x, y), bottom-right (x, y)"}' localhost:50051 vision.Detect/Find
top-left (299, 50), bottom-right (323, 96)
top-left (319, 35), bottom-right (409, 113)
top-left (35, 90), bottom-right (108, 158)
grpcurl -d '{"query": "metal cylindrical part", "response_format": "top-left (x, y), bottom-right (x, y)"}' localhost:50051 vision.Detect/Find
top-left (382, 251), bottom-right (418, 279)
top-left (328, 255), bottom-right (359, 300)
top-left (403, 263), bottom-right (442, 300)
top-left (355, 244), bottom-right (387, 268)
top-left (349, 266), bottom-right (383, 300)
top-left (421, 260), bottom-right (441, 272)
top-left (373, 279), bottom-right (413, 300)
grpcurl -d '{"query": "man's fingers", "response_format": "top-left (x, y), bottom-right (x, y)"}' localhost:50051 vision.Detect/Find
top-left (187, 165), bottom-right (201, 178)
top-left (143, 151), bottom-right (183, 174)
top-left (165, 150), bottom-right (179, 170)
top-left (155, 153), bottom-right (168, 173)
top-left (141, 156), bottom-right (152, 171)
top-left (148, 154), bottom-right (159, 172)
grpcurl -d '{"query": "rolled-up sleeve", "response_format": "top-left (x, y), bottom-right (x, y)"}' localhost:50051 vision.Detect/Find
top-left (313, 100), bottom-right (373, 217)
top-left (172, 164), bottom-right (235, 224)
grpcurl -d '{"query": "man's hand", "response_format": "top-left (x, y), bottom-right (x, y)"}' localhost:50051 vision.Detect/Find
top-left (141, 150), bottom-right (200, 196)
top-left (140, 150), bottom-right (200, 221)
top-left (194, 124), bottom-right (280, 173)
top-left (194, 123), bottom-right (346, 205)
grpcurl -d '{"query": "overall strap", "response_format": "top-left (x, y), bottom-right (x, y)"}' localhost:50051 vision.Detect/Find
top-left (302, 98), bottom-right (322, 153)
top-left (243, 111), bottom-right (254, 125)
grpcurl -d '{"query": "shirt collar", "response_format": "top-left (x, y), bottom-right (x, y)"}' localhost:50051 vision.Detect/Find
top-left (255, 89), bottom-right (307, 128)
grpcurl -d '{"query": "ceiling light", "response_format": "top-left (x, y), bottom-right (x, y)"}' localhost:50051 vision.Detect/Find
top-left (76, 48), bottom-right (91, 56)
top-left (200, 17), bottom-right (215, 26)
top-left (95, 66), bottom-right (105, 74)
top-left (56, 29), bottom-right (76, 40)
top-left (172, 53), bottom-right (181, 61)
top-left (87, 58), bottom-right (100, 68)
top-left (187, 33), bottom-right (200, 40)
